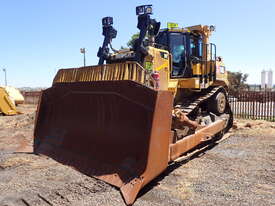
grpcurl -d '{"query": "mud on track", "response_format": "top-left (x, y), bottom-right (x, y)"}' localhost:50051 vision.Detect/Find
top-left (0, 104), bottom-right (274, 206)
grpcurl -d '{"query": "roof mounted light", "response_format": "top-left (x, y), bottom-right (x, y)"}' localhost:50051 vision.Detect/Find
top-left (136, 5), bottom-right (153, 16)
top-left (167, 22), bottom-right (179, 29)
top-left (102, 17), bottom-right (113, 27)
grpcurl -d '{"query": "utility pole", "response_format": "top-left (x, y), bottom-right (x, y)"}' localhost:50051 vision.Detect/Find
top-left (80, 48), bottom-right (86, 67)
top-left (2, 68), bottom-right (7, 86)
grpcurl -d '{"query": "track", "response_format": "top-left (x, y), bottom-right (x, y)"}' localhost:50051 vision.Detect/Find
top-left (174, 86), bottom-right (233, 132)
top-left (175, 86), bottom-right (223, 115)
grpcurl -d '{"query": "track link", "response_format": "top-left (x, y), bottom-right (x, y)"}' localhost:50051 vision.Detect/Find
top-left (176, 86), bottom-right (223, 116)
top-left (174, 86), bottom-right (233, 133)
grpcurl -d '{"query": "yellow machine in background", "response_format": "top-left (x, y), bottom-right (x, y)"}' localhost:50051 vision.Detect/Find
top-left (4, 86), bottom-right (25, 105)
top-left (34, 5), bottom-right (233, 205)
top-left (0, 86), bottom-right (24, 115)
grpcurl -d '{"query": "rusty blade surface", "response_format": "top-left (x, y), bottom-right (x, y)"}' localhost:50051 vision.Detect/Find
top-left (34, 80), bottom-right (173, 205)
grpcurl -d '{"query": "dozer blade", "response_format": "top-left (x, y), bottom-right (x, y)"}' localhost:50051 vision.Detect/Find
top-left (34, 80), bottom-right (173, 205)
top-left (0, 87), bottom-right (19, 115)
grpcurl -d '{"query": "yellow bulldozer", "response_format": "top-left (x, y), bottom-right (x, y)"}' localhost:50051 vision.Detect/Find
top-left (34, 5), bottom-right (233, 205)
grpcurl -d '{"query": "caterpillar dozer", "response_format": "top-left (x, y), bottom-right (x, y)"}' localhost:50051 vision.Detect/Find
top-left (34, 5), bottom-right (233, 205)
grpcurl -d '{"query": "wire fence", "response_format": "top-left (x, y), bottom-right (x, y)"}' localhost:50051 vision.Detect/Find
top-left (229, 89), bottom-right (275, 122)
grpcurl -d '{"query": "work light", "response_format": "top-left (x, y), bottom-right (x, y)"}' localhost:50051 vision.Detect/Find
top-left (102, 17), bottom-right (113, 27)
top-left (136, 5), bottom-right (153, 15)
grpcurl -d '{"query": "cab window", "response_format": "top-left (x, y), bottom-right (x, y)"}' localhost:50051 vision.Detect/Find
top-left (155, 32), bottom-right (168, 49)
top-left (190, 36), bottom-right (202, 58)
top-left (169, 33), bottom-right (186, 76)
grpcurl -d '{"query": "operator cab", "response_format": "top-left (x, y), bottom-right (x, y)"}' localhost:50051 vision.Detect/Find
top-left (155, 29), bottom-right (214, 79)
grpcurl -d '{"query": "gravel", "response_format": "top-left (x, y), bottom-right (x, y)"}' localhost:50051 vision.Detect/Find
top-left (0, 104), bottom-right (274, 206)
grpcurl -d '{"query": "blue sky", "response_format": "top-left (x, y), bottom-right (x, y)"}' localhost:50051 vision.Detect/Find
top-left (0, 0), bottom-right (274, 87)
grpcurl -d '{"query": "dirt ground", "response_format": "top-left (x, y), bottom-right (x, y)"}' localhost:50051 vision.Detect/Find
top-left (0, 104), bottom-right (274, 206)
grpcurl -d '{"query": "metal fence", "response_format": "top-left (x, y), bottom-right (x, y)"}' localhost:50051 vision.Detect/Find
top-left (229, 89), bottom-right (275, 121)
top-left (19, 89), bottom-right (275, 121)
top-left (21, 91), bottom-right (41, 104)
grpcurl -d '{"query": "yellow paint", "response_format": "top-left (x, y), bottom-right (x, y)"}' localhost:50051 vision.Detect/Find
top-left (191, 64), bottom-right (202, 75)
top-left (155, 61), bottom-right (169, 71)
top-left (177, 78), bottom-right (201, 89)
top-left (167, 22), bottom-right (179, 29)
top-left (0, 87), bottom-right (18, 115)
top-left (54, 62), bottom-right (148, 85)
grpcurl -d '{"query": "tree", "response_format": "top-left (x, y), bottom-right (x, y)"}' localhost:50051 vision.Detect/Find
top-left (227, 71), bottom-right (249, 92)
top-left (126, 33), bottom-right (140, 48)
